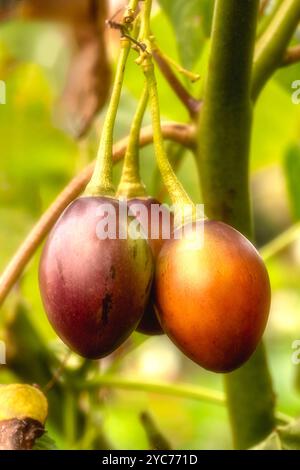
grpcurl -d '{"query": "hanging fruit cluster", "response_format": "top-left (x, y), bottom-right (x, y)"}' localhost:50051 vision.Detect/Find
top-left (39, 0), bottom-right (271, 373)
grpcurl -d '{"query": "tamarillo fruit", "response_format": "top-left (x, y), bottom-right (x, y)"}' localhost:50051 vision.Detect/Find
top-left (39, 196), bottom-right (154, 358)
top-left (0, 384), bottom-right (48, 450)
top-left (128, 197), bottom-right (173, 335)
top-left (155, 220), bottom-right (271, 373)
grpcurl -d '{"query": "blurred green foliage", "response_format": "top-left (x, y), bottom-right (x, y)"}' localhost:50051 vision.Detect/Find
top-left (0, 0), bottom-right (300, 450)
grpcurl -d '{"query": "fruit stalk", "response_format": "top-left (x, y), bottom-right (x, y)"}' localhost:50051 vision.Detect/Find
top-left (198, 0), bottom-right (275, 449)
top-left (117, 84), bottom-right (149, 198)
top-left (0, 121), bottom-right (195, 309)
top-left (252, 0), bottom-right (300, 100)
top-left (116, 78), bottom-right (170, 336)
top-left (152, 48), bottom-right (201, 117)
top-left (86, 0), bottom-right (139, 196)
top-left (138, 0), bottom-right (193, 212)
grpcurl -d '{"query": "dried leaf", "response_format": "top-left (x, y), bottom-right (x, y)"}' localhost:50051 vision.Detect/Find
top-left (8, 0), bottom-right (111, 138)
top-left (18, 0), bottom-right (93, 24)
top-left (0, 0), bottom-right (21, 20)
top-left (56, 20), bottom-right (111, 138)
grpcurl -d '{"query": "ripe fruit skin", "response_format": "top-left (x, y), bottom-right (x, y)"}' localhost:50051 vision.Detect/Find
top-left (0, 384), bottom-right (48, 424)
top-left (0, 384), bottom-right (48, 450)
top-left (128, 197), bottom-right (173, 335)
top-left (39, 196), bottom-right (153, 358)
top-left (155, 220), bottom-right (271, 373)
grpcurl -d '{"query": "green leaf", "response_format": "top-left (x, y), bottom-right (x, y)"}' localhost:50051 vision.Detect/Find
top-left (251, 79), bottom-right (300, 170)
top-left (157, 0), bottom-right (215, 69)
top-left (284, 145), bottom-right (300, 220)
top-left (33, 432), bottom-right (58, 450)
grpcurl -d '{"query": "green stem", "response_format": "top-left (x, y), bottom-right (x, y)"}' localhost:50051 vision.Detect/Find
top-left (260, 221), bottom-right (300, 261)
top-left (198, 0), bottom-right (275, 450)
top-left (140, 0), bottom-right (152, 39)
top-left (152, 43), bottom-right (200, 83)
top-left (252, 0), bottom-right (300, 100)
top-left (75, 375), bottom-right (292, 425)
top-left (86, 41), bottom-right (129, 196)
top-left (64, 389), bottom-right (77, 447)
top-left (152, 49), bottom-right (202, 117)
top-left (144, 62), bottom-right (192, 208)
top-left (76, 375), bottom-right (225, 406)
top-left (116, 84), bottom-right (149, 198)
top-left (85, 0), bottom-right (139, 196)
top-left (256, 0), bottom-right (283, 38)
top-left (139, 0), bottom-right (193, 212)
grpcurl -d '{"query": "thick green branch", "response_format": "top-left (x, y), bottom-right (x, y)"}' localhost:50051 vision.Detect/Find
top-left (252, 0), bottom-right (300, 100)
top-left (198, 0), bottom-right (258, 236)
top-left (198, 0), bottom-right (275, 449)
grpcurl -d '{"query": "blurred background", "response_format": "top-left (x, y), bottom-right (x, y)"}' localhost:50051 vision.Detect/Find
top-left (0, 0), bottom-right (300, 450)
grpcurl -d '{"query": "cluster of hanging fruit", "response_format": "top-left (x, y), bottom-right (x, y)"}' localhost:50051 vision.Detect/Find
top-left (39, 0), bottom-right (271, 374)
